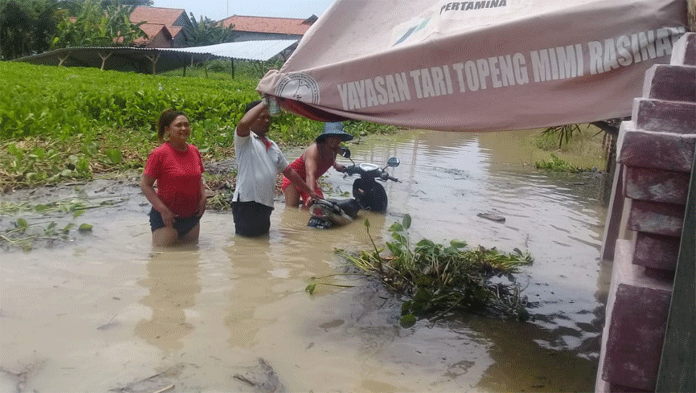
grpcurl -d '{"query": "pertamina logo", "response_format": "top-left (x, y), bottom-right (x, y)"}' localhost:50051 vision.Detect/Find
top-left (275, 73), bottom-right (320, 105)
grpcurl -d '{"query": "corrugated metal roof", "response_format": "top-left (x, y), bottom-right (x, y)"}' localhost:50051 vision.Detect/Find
top-left (170, 40), bottom-right (299, 61)
top-left (14, 40), bottom-right (299, 73)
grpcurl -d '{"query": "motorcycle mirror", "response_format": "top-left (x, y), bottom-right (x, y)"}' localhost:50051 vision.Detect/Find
top-left (387, 157), bottom-right (400, 167)
top-left (341, 147), bottom-right (351, 159)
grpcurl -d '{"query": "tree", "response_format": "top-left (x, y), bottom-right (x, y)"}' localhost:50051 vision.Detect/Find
top-left (0, 0), bottom-right (59, 60)
top-left (50, 0), bottom-right (146, 48)
top-left (32, 0), bottom-right (59, 53)
top-left (184, 13), bottom-right (236, 46)
top-left (0, 1), bottom-right (32, 59)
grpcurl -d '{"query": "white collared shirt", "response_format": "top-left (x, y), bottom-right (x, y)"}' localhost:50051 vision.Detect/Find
top-left (233, 130), bottom-right (289, 207)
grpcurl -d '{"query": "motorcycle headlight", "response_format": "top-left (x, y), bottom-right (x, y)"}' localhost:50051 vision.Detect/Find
top-left (310, 204), bottom-right (325, 217)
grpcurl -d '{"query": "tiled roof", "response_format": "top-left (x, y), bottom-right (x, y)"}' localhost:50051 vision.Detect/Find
top-left (130, 6), bottom-right (186, 26)
top-left (137, 23), bottom-right (170, 40)
top-left (220, 15), bottom-right (316, 35)
top-left (168, 25), bottom-right (183, 37)
top-left (132, 25), bottom-right (171, 46)
top-left (130, 6), bottom-right (187, 46)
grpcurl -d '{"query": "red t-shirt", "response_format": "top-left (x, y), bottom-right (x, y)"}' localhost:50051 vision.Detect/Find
top-left (143, 142), bottom-right (204, 217)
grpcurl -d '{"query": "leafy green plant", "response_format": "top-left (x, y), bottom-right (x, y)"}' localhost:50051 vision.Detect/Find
top-left (184, 14), bottom-right (236, 46)
top-left (0, 62), bottom-right (258, 141)
top-left (103, 149), bottom-right (122, 164)
top-left (334, 215), bottom-right (534, 327)
top-left (50, 0), bottom-right (146, 50)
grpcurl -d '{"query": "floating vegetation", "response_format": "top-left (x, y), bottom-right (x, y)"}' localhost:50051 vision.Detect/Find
top-left (0, 197), bottom-right (115, 251)
top-left (1, 216), bottom-right (93, 252)
top-left (333, 215), bottom-right (534, 327)
top-left (0, 196), bottom-right (120, 215)
top-left (534, 154), bottom-right (584, 172)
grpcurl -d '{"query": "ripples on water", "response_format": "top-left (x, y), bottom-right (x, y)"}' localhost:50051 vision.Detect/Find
top-left (1, 129), bottom-right (610, 392)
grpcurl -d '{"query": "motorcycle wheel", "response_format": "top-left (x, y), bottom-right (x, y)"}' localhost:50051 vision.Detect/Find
top-left (353, 179), bottom-right (388, 212)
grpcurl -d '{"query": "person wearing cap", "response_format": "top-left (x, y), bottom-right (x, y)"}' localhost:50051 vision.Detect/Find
top-left (282, 122), bottom-right (353, 208)
top-left (233, 99), bottom-right (319, 237)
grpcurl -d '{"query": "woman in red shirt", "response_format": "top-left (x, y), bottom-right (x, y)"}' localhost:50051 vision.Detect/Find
top-left (282, 122), bottom-right (353, 208)
top-left (140, 109), bottom-right (206, 246)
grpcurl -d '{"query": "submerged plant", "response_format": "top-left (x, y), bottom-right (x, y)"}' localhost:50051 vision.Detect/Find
top-left (0, 196), bottom-right (108, 251)
top-left (1, 216), bottom-right (93, 252)
top-left (335, 215), bottom-right (534, 327)
top-left (304, 273), bottom-right (357, 295)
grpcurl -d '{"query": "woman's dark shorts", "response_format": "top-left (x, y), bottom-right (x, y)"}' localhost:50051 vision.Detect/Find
top-left (232, 201), bottom-right (273, 237)
top-left (149, 208), bottom-right (200, 237)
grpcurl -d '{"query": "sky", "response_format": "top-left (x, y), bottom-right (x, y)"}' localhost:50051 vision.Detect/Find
top-left (151, 0), bottom-right (336, 21)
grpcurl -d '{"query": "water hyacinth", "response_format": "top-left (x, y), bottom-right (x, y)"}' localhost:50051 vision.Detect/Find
top-left (335, 214), bottom-right (535, 327)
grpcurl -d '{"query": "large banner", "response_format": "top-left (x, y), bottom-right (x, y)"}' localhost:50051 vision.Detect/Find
top-left (257, 0), bottom-right (688, 132)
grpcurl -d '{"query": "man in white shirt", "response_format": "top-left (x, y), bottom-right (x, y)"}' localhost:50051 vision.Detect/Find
top-left (233, 99), bottom-right (319, 237)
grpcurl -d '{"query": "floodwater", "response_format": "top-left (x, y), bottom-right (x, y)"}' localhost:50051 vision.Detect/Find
top-left (1, 129), bottom-right (610, 393)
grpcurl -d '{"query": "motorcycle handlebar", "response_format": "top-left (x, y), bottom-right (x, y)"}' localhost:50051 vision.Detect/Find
top-left (381, 173), bottom-right (399, 182)
top-left (343, 164), bottom-right (398, 182)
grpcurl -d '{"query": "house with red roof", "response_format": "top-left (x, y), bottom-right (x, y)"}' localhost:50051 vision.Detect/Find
top-left (219, 15), bottom-right (317, 42)
top-left (129, 6), bottom-right (192, 47)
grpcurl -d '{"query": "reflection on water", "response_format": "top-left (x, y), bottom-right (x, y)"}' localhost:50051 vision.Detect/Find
top-left (135, 248), bottom-right (201, 350)
top-left (0, 129), bottom-right (610, 392)
top-left (319, 129), bottom-right (608, 391)
top-left (223, 235), bottom-right (279, 349)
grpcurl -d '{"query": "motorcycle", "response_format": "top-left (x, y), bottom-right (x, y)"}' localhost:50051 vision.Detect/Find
top-left (307, 198), bottom-right (361, 229)
top-left (308, 148), bottom-right (400, 229)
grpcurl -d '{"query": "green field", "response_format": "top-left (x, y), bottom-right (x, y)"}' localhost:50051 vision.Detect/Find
top-left (0, 62), bottom-right (396, 191)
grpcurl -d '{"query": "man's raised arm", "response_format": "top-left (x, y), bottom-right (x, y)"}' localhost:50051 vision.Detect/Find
top-left (236, 100), bottom-right (266, 137)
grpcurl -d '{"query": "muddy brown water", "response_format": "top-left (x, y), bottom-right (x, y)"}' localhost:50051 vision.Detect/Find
top-left (1, 129), bottom-right (610, 392)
